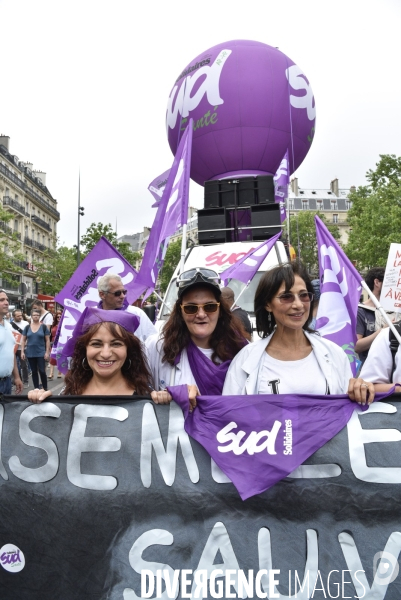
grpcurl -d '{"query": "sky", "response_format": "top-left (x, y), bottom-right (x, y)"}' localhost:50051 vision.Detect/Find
top-left (1, 0), bottom-right (400, 248)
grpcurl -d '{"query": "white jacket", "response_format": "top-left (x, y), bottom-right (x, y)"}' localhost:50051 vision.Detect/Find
top-left (145, 334), bottom-right (197, 389)
top-left (222, 331), bottom-right (353, 396)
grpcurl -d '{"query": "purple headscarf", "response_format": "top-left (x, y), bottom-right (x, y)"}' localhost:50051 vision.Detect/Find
top-left (59, 307), bottom-right (139, 371)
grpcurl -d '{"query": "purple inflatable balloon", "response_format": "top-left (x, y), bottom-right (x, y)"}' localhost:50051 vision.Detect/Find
top-left (166, 40), bottom-right (316, 187)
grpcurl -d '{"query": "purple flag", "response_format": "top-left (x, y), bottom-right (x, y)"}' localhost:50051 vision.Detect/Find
top-left (148, 169), bottom-right (171, 208)
top-left (53, 237), bottom-right (138, 373)
top-left (274, 150), bottom-right (289, 223)
top-left (169, 385), bottom-right (387, 500)
top-left (315, 216), bottom-right (362, 374)
top-left (220, 231), bottom-right (282, 286)
top-left (131, 120), bottom-right (193, 300)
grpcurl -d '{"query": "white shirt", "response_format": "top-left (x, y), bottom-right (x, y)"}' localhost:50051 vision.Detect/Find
top-left (126, 305), bottom-right (157, 342)
top-left (145, 334), bottom-right (215, 389)
top-left (222, 331), bottom-right (352, 396)
top-left (258, 351), bottom-right (327, 395)
top-left (0, 320), bottom-right (16, 377)
top-left (360, 328), bottom-right (401, 384)
top-left (11, 319), bottom-right (29, 348)
top-left (40, 311), bottom-right (53, 326)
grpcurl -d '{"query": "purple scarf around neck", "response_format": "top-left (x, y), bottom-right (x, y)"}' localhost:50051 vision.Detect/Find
top-left (186, 340), bottom-right (232, 395)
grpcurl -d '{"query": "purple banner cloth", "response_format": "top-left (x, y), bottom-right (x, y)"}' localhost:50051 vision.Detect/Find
top-left (132, 120), bottom-right (193, 300)
top-left (274, 150), bottom-right (289, 223)
top-left (53, 237), bottom-right (138, 373)
top-left (220, 231), bottom-right (282, 286)
top-left (315, 216), bottom-right (362, 375)
top-left (170, 386), bottom-right (394, 500)
top-left (186, 340), bottom-right (232, 395)
top-left (148, 168), bottom-right (171, 207)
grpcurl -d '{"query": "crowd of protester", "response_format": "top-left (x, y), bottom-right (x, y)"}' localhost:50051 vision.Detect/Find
top-left (1, 261), bottom-right (398, 405)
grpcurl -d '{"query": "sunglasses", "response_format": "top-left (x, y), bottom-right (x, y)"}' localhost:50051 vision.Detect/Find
top-left (105, 289), bottom-right (128, 297)
top-left (177, 268), bottom-right (220, 288)
top-left (276, 292), bottom-right (314, 304)
top-left (181, 302), bottom-right (220, 315)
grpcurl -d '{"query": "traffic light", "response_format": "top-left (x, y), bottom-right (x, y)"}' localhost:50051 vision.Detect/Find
top-left (79, 206), bottom-right (84, 216)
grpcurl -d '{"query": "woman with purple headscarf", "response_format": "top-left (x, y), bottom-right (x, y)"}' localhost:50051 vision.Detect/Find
top-left (28, 307), bottom-right (161, 403)
top-left (145, 268), bottom-right (247, 407)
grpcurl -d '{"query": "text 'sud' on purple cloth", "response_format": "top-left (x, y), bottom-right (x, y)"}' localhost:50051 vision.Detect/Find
top-left (169, 385), bottom-right (378, 500)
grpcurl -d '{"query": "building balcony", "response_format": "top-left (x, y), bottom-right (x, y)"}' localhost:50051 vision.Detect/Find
top-left (13, 259), bottom-right (28, 269)
top-left (3, 196), bottom-right (29, 217)
top-left (24, 237), bottom-right (47, 252)
top-left (0, 161), bottom-right (60, 220)
top-left (25, 187), bottom-right (60, 220)
top-left (0, 221), bottom-right (21, 239)
top-left (31, 215), bottom-right (52, 232)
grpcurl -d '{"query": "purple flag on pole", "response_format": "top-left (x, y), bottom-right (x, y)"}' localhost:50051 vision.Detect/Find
top-left (53, 237), bottom-right (138, 373)
top-left (274, 150), bottom-right (289, 223)
top-left (220, 231), bottom-right (282, 286)
top-left (148, 169), bottom-right (171, 208)
top-left (169, 385), bottom-right (387, 500)
top-left (315, 216), bottom-right (362, 374)
top-left (131, 120), bottom-right (193, 300)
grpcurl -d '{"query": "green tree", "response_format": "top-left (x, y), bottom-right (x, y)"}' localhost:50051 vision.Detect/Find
top-left (80, 222), bottom-right (141, 268)
top-left (160, 239), bottom-right (182, 293)
top-left (0, 204), bottom-right (26, 284)
top-left (34, 246), bottom-right (77, 296)
top-left (345, 154), bottom-right (401, 269)
top-left (289, 211), bottom-right (340, 273)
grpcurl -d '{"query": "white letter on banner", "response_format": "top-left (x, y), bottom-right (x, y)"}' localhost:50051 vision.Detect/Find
top-left (339, 531), bottom-right (401, 599)
top-left (0, 405), bottom-right (8, 480)
top-left (66, 404), bottom-right (128, 490)
top-left (348, 403), bottom-right (401, 483)
top-left (191, 522), bottom-right (246, 599)
top-left (95, 258), bottom-right (134, 285)
top-left (258, 528), bottom-right (318, 599)
top-left (9, 404), bottom-right (60, 483)
top-left (140, 570), bottom-right (154, 598)
top-left (140, 402), bottom-right (199, 487)
top-left (123, 529), bottom-right (177, 600)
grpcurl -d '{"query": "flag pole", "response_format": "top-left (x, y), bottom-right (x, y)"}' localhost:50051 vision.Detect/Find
top-left (360, 281), bottom-right (401, 345)
top-left (232, 280), bottom-right (251, 309)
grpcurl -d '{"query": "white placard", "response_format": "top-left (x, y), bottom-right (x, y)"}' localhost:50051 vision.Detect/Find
top-left (379, 243), bottom-right (401, 311)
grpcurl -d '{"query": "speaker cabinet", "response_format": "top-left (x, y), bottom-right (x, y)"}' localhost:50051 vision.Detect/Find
top-left (250, 204), bottom-right (281, 241)
top-left (197, 208), bottom-right (230, 244)
top-left (220, 180), bottom-right (237, 207)
top-left (204, 180), bottom-right (221, 208)
top-left (257, 175), bottom-right (275, 204)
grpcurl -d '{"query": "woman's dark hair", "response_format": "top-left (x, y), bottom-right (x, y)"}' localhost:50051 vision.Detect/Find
top-left (64, 322), bottom-right (153, 395)
top-left (52, 312), bottom-right (62, 328)
top-left (255, 261), bottom-right (315, 338)
top-left (161, 284), bottom-right (247, 366)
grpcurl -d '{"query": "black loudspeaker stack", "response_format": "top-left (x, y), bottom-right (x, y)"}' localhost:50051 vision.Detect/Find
top-left (199, 175), bottom-right (282, 245)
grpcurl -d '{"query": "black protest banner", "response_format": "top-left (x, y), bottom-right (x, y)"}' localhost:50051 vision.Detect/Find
top-left (0, 395), bottom-right (401, 600)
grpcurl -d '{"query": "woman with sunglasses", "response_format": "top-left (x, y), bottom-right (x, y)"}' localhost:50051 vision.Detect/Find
top-left (222, 261), bottom-right (374, 404)
top-left (145, 268), bottom-right (247, 403)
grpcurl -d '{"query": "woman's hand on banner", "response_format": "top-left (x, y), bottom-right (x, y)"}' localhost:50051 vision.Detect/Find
top-left (28, 389), bottom-right (53, 403)
top-left (188, 385), bottom-right (199, 412)
top-left (151, 390), bottom-right (173, 405)
top-left (347, 378), bottom-right (375, 405)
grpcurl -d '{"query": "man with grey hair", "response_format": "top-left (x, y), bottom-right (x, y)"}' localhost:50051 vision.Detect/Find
top-left (97, 273), bottom-right (156, 341)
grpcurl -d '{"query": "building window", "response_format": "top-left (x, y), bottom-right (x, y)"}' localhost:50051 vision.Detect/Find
top-left (331, 200), bottom-right (338, 210)
top-left (346, 200), bottom-right (352, 210)
top-left (302, 200), bottom-right (308, 210)
top-left (289, 200), bottom-right (294, 210)
top-left (333, 214), bottom-right (338, 224)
